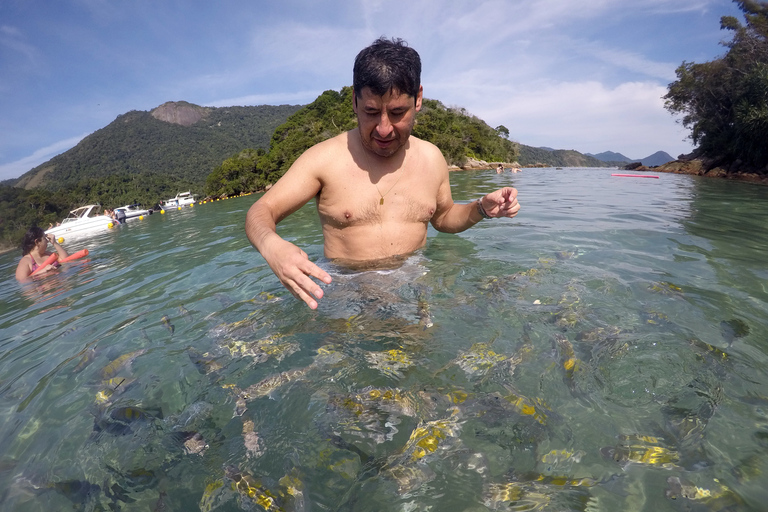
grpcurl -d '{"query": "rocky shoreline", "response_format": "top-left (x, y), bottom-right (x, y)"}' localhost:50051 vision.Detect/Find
top-left (451, 155), bottom-right (768, 187)
top-left (624, 158), bottom-right (768, 186)
top-left (448, 157), bottom-right (520, 171)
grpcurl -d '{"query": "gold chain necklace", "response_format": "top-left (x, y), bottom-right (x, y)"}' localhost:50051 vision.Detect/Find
top-left (374, 170), bottom-right (406, 205)
top-left (363, 140), bottom-right (407, 206)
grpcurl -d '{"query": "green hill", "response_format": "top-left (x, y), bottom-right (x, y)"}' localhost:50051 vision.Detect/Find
top-left (1, 102), bottom-right (301, 252)
top-left (204, 87), bottom-right (521, 197)
top-left (1, 89), bottom-right (614, 251)
top-left (12, 101), bottom-right (302, 192)
top-left (516, 145), bottom-right (620, 168)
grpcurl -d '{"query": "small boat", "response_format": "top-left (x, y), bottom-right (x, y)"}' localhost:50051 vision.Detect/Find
top-left (45, 204), bottom-right (115, 239)
top-left (114, 204), bottom-right (152, 221)
top-left (162, 192), bottom-right (196, 209)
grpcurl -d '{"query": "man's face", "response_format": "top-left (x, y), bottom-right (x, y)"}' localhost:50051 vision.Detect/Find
top-left (353, 86), bottom-right (423, 158)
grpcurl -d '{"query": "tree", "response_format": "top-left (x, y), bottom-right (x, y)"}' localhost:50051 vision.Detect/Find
top-left (240, 89), bottom-right (518, 186)
top-left (495, 125), bottom-right (510, 139)
top-left (664, 0), bottom-right (768, 171)
top-left (205, 149), bottom-right (265, 197)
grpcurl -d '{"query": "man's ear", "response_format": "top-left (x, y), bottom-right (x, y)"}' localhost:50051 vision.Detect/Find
top-left (353, 92), bottom-right (358, 113)
top-left (415, 85), bottom-right (423, 112)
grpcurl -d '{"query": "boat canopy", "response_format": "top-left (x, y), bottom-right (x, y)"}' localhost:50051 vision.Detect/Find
top-left (62, 205), bottom-right (102, 223)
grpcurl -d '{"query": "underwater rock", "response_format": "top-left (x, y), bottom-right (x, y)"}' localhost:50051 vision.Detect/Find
top-left (720, 318), bottom-right (749, 345)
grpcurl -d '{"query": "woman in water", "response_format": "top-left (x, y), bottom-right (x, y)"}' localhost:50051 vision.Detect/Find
top-left (15, 226), bottom-right (69, 281)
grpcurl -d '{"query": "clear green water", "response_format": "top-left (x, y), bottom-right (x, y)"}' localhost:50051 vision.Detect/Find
top-left (1, 168), bottom-right (767, 511)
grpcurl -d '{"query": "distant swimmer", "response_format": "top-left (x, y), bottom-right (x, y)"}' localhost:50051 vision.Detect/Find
top-left (245, 37), bottom-right (521, 309)
top-left (496, 164), bottom-right (504, 174)
top-left (15, 226), bottom-right (69, 281)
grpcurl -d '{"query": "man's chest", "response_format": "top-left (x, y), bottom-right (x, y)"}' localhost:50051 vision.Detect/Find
top-left (317, 171), bottom-right (437, 227)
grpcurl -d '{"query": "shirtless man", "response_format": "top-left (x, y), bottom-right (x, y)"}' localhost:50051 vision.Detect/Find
top-left (245, 37), bottom-right (520, 309)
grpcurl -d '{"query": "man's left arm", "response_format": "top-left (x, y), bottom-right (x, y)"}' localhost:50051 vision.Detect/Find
top-left (430, 179), bottom-right (521, 234)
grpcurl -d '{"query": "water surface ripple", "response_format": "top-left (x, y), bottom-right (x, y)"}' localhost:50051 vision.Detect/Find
top-left (1, 168), bottom-right (767, 511)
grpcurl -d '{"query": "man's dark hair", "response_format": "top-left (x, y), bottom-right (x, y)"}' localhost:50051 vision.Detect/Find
top-left (21, 226), bottom-right (45, 255)
top-left (353, 37), bottom-right (421, 100)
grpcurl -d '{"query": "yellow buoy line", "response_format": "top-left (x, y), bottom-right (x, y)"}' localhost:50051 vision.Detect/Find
top-left (55, 193), bottom-right (262, 244)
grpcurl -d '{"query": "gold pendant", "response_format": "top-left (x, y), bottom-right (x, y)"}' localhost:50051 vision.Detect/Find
top-left (380, 197), bottom-right (384, 206)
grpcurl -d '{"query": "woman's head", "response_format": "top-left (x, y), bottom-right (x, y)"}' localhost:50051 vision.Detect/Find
top-left (22, 227), bottom-right (46, 255)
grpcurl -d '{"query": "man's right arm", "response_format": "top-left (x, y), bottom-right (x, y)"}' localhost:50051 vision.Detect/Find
top-left (245, 147), bottom-right (333, 309)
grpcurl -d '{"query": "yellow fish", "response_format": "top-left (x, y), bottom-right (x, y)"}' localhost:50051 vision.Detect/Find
top-left (94, 377), bottom-right (135, 405)
top-left (199, 480), bottom-right (226, 512)
top-left (99, 349), bottom-right (147, 380)
top-left (399, 418), bottom-right (462, 462)
top-left (503, 391), bottom-right (550, 425)
top-left (365, 349), bottom-right (413, 379)
top-left (601, 434), bottom-right (680, 468)
top-left (233, 366), bottom-right (312, 416)
top-left (666, 476), bottom-right (743, 509)
top-left (225, 467), bottom-right (285, 512)
top-left (161, 315), bottom-right (175, 334)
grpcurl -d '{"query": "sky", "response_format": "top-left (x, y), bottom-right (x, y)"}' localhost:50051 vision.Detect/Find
top-left (0, 0), bottom-right (745, 181)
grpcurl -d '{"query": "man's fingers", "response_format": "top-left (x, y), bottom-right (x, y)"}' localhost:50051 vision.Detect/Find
top-left (489, 188), bottom-right (520, 218)
top-left (293, 286), bottom-right (319, 310)
top-left (281, 273), bottom-right (320, 308)
top-left (295, 262), bottom-right (332, 295)
top-left (304, 263), bottom-right (332, 285)
top-left (282, 262), bottom-right (333, 309)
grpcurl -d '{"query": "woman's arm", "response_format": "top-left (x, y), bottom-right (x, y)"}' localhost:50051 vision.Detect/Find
top-left (47, 235), bottom-right (69, 260)
top-left (15, 256), bottom-right (32, 281)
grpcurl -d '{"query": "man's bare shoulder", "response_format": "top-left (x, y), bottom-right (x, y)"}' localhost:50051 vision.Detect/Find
top-left (313, 130), bottom-right (355, 154)
top-left (409, 136), bottom-right (448, 170)
top-left (275, 132), bottom-right (352, 186)
top-left (294, 131), bottom-right (354, 170)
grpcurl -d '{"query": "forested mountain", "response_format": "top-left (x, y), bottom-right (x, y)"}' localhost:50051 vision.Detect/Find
top-left (12, 102), bottom-right (302, 191)
top-left (2, 86), bottom-right (657, 251)
top-left (588, 151), bottom-right (633, 163)
top-left (204, 87), bottom-right (520, 197)
top-left (1, 102), bottom-right (301, 251)
top-left (586, 150), bottom-right (675, 166)
top-left (639, 151), bottom-right (675, 166)
top-left (516, 145), bottom-right (618, 168)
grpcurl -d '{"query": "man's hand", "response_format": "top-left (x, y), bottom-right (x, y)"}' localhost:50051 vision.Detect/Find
top-left (261, 237), bottom-right (332, 309)
top-left (481, 187), bottom-right (520, 218)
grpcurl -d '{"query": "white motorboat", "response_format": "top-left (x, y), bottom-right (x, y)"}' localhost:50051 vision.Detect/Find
top-left (162, 191), bottom-right (196, 209)
top-left (114, 204), bottom-right (152, 221)
top-left (45, 204), bottom-right (115, 239)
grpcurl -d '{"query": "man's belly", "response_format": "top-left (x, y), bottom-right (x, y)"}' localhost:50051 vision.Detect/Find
top-left (322, 222), bottom-right (428, 262)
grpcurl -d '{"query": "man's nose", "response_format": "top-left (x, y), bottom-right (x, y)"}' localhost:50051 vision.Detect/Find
top-left (375, 113), bottom-right (394, 137)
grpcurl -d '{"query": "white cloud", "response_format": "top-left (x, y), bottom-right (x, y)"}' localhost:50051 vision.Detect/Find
top-left (569, 39), bottom-right (679, 82)
top-left (248, 23), bottom-right (359, 79)
top-left (207, 90), bottom-right (325, 108)
top-left (467, 80), bottom-right (692, 158)
top-left (641, 0), bottom-right (717, 15)
top-left (0, 24), bottom-right (41, 74)
top-left (0, 0), bottom-right (728, 175)
top-left (0, 25), bottom-right (34, 55)
top-left (0, 134), bottom-right (88, 182)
